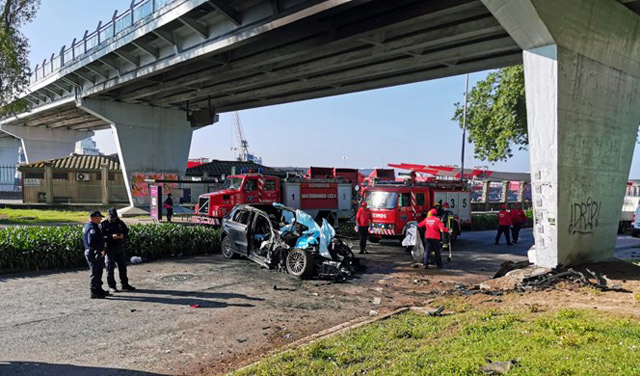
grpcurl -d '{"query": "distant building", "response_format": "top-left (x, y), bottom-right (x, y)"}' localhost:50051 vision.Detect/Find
top-left (244, 153), bottom-right (262, 165)
top-left (187, 157), bottom-right (210, 169)
top-left (186, 159), bottom-right (280, 179)
top-left (19, 154), bottom-right (127, 204)
top-left (75, 138), bottom-right (101, 155)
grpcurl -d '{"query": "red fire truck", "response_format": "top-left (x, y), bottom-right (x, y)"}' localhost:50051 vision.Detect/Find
top-left (192, 173), bottom-right (352, 226)
top-left (362, 179), bottom-right (471, 242)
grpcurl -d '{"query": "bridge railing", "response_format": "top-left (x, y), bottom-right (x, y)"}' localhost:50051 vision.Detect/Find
top-left (30, 0), bottom-right (177, 85)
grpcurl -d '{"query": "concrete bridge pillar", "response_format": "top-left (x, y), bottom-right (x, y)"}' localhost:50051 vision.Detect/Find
top-left (0, 137), bottom-right (22, 166)
top-left (78, 99), bottom-right (193, 210)
top-left (482, 0), bottom-right (640, 267)
top-left (0, 124), bottom-right (92, 163)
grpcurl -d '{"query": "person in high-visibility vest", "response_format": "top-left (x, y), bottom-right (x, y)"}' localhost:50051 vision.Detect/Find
top-left (418, 209), bottom-right (450, 269)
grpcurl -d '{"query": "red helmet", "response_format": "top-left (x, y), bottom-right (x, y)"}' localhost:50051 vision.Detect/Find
top-left (501, 204), bottom-right (507, 210)
top-left (443, 203), bottom-right (449, 208)
top-left (429, 209), bottom-right (438, 216)
top-left (361, 202), bottom-right (367, 207)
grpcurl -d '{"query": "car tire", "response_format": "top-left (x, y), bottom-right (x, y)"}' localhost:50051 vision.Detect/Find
top-left (286, 249), bottom-right (314, 279)
top-left (221, 236), bottom-right (237, 259)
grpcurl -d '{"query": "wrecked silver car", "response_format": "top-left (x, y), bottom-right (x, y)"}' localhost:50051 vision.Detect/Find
top-left (219, 203), bottom-right (359, 280)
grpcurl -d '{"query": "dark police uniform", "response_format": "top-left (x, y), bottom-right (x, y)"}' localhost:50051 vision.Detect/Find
top-left (83, 220), bottom-right (106, 293)
top-left (101, 217), bottom-right (130, 290)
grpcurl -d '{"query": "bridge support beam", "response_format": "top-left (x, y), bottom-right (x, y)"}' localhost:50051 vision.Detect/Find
top-left (0, 137), bottom-right (22, 166)
top-left (79, 99), bottom-right (193, 209)
top-left (0, 124), bottom-right (93, 164)
top-left (483, 0), bottom-right (640, 267)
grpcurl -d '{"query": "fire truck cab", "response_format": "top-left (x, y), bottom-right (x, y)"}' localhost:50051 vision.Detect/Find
top-left (362, 181), bottom-right (471, 241)
top-left (193, 174), bottom-right (280, 226)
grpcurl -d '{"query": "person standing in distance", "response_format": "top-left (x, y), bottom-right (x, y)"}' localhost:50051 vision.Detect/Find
top-left (164, 193), bottom-right (174, 222)
top-left (417, 209), bottom-right (450, 269)
top-left (510, 203), bottom-right (527, 244)
top-left (495, 204), bottom-right (513, 245)
top-left (83, 210), bottom-right (110, 299)
top-left (101, 208), bottom-right (136, 293)
top-left (356, 201), bottom-right (373, 254)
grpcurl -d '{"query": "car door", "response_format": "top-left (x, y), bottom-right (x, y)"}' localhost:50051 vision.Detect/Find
top-left (227, 209), bottom-right (252, 255)
top-left (249, 212), bottom-right (275, 260)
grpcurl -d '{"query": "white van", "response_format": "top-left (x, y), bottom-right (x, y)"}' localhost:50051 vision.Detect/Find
top-left (632, 203), bottom-right (640, 237)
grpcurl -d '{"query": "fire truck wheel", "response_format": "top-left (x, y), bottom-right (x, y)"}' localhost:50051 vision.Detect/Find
top-left (221, 236), bottom-right (237, 259)
top-left (286, 249), bottom-right (314, 279)
top-left (368, 237), bottom-right (380, 243)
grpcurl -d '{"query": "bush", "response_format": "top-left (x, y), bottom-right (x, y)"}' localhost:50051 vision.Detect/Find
top-left (471, 213), bottom-right (499, 231)
top-left (471, 209), bottom-right (534, 231)
top-left (0, 224), bottom-right (220, 274)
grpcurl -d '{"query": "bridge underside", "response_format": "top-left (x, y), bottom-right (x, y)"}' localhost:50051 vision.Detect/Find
top-left (95, 0), bottom-right (521, 113)
top-left (3, 0), bottom-right (522, 132)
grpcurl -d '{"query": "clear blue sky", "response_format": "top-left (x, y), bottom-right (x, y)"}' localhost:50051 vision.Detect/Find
top-left (21, 0), bottom-right (640, 176)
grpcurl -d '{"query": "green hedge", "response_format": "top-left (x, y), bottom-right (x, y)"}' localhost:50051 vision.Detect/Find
top-left (0, 224), bottom-right (220, 274)
top-left (471, 209), bottom-right (534, 231)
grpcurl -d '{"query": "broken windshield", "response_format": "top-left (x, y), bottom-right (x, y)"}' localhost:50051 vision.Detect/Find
top-left (222, 177), bottom-right (244, 191)
top-left (365, 191), bottom-right (398, 210)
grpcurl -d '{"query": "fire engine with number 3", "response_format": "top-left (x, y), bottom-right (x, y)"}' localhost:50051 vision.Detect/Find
top-left (361, 172), bottom-right (471, 243)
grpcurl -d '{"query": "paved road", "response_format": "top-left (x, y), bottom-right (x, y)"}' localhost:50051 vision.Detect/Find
top-left (0, 228), bottom-right (637, 376)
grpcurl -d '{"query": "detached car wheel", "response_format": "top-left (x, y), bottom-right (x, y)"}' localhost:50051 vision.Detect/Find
top-left (221, 236), bottom-right (237, 259)
top-left (286, 249), bottom-right (314, 279)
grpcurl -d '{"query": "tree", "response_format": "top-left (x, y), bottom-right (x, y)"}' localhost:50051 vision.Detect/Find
top-left (0, 0), bottom-right (40, 116)
top-left (452, 65), bottom-right (527, 162)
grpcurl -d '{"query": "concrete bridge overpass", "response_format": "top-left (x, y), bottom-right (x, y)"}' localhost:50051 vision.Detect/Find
top-left (2, 0), bottom-right (640, 268)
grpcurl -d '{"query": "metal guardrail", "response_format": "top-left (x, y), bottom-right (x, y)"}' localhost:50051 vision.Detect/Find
top-left (0, 165), bottom-right (21, 201)
top-left (30, 0), bottom-right (177, 85)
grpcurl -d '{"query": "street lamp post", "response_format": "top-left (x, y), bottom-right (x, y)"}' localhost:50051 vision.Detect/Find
top-left (460, 74), bottom-right (470, 184)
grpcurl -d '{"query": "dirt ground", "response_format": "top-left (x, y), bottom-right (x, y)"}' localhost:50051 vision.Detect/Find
top-left (0, 229), bottom-right (638, 376)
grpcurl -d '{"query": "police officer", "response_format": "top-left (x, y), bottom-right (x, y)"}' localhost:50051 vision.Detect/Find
top-left (83, 210), bottom-right (110, 299)
top-left (101, 208), bottom-right (136, 293)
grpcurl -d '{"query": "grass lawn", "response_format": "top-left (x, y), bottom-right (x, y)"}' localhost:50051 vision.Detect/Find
top-left (0, 208), bottom-right (88, 224)
top-left (234, 308), bottom-right (640, 376)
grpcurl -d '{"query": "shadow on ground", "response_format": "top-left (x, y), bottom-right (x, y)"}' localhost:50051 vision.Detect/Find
top-left (0, 361), bottom-right (170, 376)
top-left (574, 259), bottom-right (640, 281)
top-left (106, 288), bottom-right (263, 308)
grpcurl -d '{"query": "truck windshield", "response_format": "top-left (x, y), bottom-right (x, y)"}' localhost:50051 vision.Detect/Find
top-left (365, 191), bottom-right (398, 210)
top-left (222, 177), bottom-right (244, 191)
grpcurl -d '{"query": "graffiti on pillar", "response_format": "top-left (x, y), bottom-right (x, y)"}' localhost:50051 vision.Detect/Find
top-left (568, 197), bottom-right (601, 235)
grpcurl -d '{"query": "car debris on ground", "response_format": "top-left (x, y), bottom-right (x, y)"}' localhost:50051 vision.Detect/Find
top-left (480, 261), bottom-right (632, 293)
top-left (220, 203), bottom-right (362, 281)
top-left (480, 359), bottom-right (519, 375)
